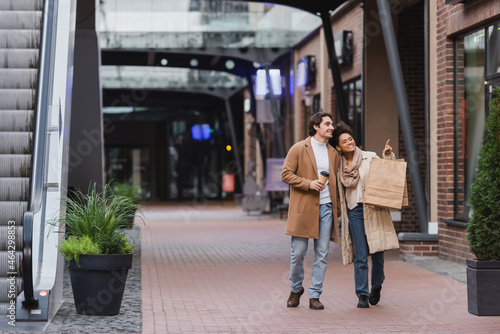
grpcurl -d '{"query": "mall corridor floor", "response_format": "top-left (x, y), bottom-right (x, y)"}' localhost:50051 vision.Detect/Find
top-left (140, 203), bottom-right (499, 334)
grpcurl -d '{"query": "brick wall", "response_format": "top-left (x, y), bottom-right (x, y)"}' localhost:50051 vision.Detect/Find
top-left (396, 2), bottom-right (426, 234)
top-left (435, 0), bottom-right (458, 261)
top-left (327, 1), bottom-right (364, 117)
top-left (435, 0), bottom-right (500, 263)
top-left (439, 224), bottom-right (473, 263)
top-left (400, 241), bottom-right (439, 258)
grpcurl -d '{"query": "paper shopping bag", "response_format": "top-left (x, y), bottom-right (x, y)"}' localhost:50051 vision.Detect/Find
top-left (402, 175), bottom-right (408, 207)
top-left (363, 158), bottom-right (407, 210)
top-left (396, 159), bottom-right (409, 207)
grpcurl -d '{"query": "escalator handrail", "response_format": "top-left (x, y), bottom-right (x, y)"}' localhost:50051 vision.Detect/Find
top-left (22, 0), bottom-right (57, 309)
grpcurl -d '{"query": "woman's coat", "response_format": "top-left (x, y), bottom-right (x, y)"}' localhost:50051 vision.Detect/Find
top-left (337, 151), bottom-right (400, 265)
top-left (281, 137), bottom-right (341, 243)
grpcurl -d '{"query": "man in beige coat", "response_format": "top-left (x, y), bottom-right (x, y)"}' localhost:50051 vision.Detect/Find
top-left (281, 112), bottom-right (340, 310)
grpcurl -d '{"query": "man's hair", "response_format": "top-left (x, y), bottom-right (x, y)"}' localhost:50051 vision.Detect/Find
top-left (332, 121), bottom-right (354, 147)
top-left (308, 112), bottom-right (333, 137)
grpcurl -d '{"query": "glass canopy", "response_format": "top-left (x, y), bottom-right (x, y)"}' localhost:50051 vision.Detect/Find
top-left (101, 66), bottom-right (248, 91)
top-left (98, 0), bottom-right (322, 49)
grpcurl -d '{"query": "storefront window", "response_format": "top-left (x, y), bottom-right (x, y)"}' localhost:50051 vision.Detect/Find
top-left (455, 27), bottom-right (490, 219)
top-left (487, 24), bottom-right (500, 75)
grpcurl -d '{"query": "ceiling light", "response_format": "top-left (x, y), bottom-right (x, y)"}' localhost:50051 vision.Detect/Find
top-left (225, 60), bottom-right (235, 70)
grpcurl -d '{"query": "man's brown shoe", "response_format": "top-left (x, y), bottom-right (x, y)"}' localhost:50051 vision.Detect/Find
top-left (287, 287), bottom-right (304, 307)
top-left (309, 298), bottom-right (324, 310)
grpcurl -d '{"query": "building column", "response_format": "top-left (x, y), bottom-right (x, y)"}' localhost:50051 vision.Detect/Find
top-left (68, 29), bottom-right (104, 190)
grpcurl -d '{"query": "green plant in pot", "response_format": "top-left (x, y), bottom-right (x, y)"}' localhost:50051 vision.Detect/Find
top-left (56, 182), bottom-right (140, 316)
top-left (465, 86), bottom-right (500, 316)
top-left (108, 181), bottom-right (142, 229)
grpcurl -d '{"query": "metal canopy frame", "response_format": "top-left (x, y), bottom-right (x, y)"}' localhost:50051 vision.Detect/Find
top-left (102, 50), bottom-right (261, 79)
top-left (233, 0), bottom-right (347, 15)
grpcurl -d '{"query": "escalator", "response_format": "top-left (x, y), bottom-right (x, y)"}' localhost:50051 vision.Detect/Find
top-left (0, 0), bottom-right (42, 318)
top-left (0, 0), bottom-right (76, 323)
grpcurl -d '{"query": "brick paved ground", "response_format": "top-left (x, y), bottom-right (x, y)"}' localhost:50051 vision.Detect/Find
top-left (141, 203), bottom-right (500, 334)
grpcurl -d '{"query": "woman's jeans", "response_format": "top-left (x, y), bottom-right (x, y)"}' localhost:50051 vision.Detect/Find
top-left (289, 203), bottom-right (333, 299)
top-left (347, 204), bottom-right (385, 298)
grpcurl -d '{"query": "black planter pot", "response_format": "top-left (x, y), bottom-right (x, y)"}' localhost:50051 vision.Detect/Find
top-left (68, 253), bottom-right (133, 315)
top-left (467, 258), bottom-right (500, 316)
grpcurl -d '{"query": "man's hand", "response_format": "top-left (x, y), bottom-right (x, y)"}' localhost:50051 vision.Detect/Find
top-left (309, 180), bottom-right (325, 192)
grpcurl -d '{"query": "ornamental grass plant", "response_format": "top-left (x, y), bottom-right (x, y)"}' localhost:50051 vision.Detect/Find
top-left (108, 181), bottom-right (142, 228)
top-left (109, 181), bottom-right (141, 203)
top-left (56, 182), bottom-right (141, 264)
top-left (466, 86), bottom-right (500, 261)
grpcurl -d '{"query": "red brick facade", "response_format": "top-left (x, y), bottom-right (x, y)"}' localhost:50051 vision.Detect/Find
top-left (435, 0), bottom-right (500, 263)
top-left (400, 241), bottom-right (439, 257)
top-left (294, 1), bottom-right (363, 141)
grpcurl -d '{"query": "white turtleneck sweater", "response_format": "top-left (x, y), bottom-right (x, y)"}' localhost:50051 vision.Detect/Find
top-left (311, 136), bottom-right (331, 205)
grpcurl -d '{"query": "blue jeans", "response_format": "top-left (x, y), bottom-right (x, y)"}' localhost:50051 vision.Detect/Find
top-left (289, 203), bottom-right (333, 299)
top-left (347, 204), bottom-right (385, 298)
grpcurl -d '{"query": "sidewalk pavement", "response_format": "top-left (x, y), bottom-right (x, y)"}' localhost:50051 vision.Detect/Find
top-left (5, 203), bottom-right (498, 333)
top-left (140, 203), bottom-right (499, 333)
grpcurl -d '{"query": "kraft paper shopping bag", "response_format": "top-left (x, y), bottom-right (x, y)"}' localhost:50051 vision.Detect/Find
top-left (364, 158), bottom-right (407, 210)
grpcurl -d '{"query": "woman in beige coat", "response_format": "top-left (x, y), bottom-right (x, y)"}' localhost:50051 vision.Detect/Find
top-left (332, 122), bottom-right (399, 309)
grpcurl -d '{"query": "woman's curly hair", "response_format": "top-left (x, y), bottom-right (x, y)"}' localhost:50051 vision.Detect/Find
top-left (331, 121), bottom-right (354, 148)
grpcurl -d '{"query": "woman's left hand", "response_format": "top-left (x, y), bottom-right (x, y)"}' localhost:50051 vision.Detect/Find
top-left (384, 139), bottom-right (392, 155)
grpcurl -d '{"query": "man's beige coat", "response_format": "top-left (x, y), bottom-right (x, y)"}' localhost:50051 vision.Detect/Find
top-left (281, 137), bottom-right (340, 243)
top-left (337, 151), bottom-right (400, 266)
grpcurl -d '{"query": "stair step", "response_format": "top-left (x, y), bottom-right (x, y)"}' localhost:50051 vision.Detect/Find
top-left (0, 177), bottom-right (30, 201)
top-left (0, 155), bottom-right (31, 177)
top-left (0, 69), bottom-right (37, 89)
top-left (0, 11), bottom-right (42, 29)
top-left (0, 132), bottom-right (32, 154)
top-left (0, 49), bottom-right (39, 68)
top-left (0, 202), bottom-right (27, 226)
top-left (0, 0), bottom-right (43, 11)
top-left (0, 29), bottom-right (40, 49)
top-left (0, 89), bottom-right (36, 110)
top-left (0, 278), bottom-right (23, 303)
top-left (0, 110), bottom-right (34, 131)
top-left (0, 226), bottom-right (23, 251)
top-left (0, 251), bottom-right (23, 276)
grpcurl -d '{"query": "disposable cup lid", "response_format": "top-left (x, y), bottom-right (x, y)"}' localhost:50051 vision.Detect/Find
top-left (320, 171), bottom-right (329, 177)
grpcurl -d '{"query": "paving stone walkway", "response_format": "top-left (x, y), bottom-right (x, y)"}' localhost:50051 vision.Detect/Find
top-left (140, 203), bottom-right (500, 333)
top-left (4, 203), bottom-right (499, 333)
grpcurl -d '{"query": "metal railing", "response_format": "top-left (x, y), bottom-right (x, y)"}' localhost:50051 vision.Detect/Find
top-left (22, 0), bottom-right (57, 310)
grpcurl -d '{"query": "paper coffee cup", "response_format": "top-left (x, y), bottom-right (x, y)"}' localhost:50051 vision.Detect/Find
top-left (319, 171), bottom-right (329, 185)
